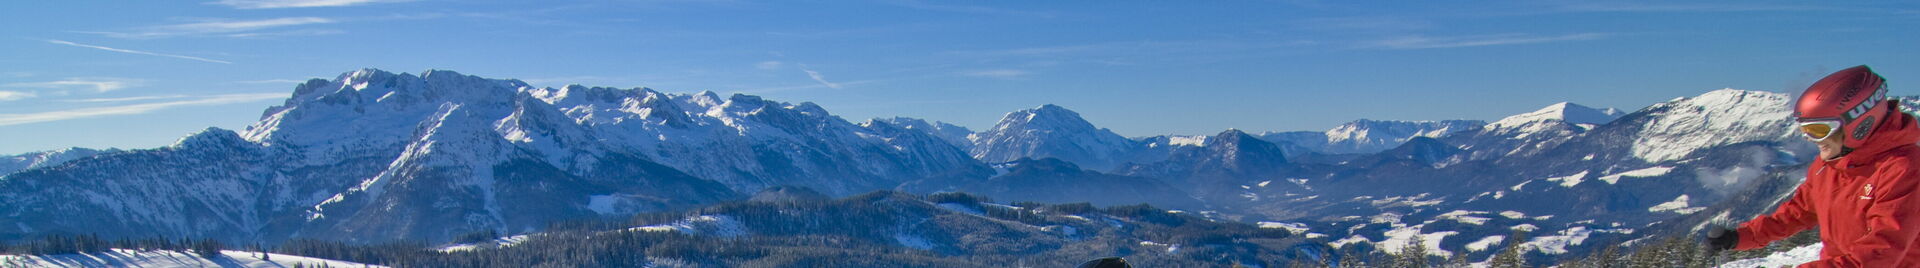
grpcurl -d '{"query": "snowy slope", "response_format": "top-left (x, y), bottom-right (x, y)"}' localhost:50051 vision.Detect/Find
top-left (0, 249), bottom-right (380, 268)
top-left (1718, 244), bottom-right (1819, 268)
top-left (1483, 102), bottom-right (1622, 137)
top-left (1631, 89), bottom-right (1796, 163)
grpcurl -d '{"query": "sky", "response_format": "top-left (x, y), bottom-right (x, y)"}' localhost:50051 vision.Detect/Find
top-left (1, 0), bottom-right (1916, 155)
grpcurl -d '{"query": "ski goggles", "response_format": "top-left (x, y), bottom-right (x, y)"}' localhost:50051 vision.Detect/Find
top-left (1797, 118), bottom-right (1843, 141)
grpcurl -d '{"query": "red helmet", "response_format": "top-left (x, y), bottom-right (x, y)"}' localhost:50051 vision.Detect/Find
top-left (1794, 65), bottom-right (1891, 148)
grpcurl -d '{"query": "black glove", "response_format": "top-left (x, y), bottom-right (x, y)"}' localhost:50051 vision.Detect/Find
top-left (1078, 257), bottom-right (1132, 268)
top-left (1707, 227), bottom-right (1739, 251)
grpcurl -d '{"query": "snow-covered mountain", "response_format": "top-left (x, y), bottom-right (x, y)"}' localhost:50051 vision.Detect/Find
top-left (1483, 102), bottom-right (1622, 135)
top-left (1119, 129), bottom-right (1299, 204)
top-left (968, 104), bottom-right (1141, 171)
top-left (1259, 119), bottom-right (1485, 155)
top-left (1445, 102), bottom-right (1624, 161)
top-left (1215, 89), bottom-right (1816, 263)
top-left (0, 147), bottom-right (119, 176)
top-left (872, 117), bottom-right (975, 150)
top-left (524, 85), bottom-right (989, 195)
top-left (0, 69), bottom-right (988, 244)
top-left (1627, 89), bottom-right (1798, 163)
top-left (0, 67), bottom-right (1846, 265)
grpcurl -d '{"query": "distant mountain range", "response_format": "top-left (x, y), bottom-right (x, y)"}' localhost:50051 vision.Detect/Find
top-left (0, 69), bottom-right (1880, 264)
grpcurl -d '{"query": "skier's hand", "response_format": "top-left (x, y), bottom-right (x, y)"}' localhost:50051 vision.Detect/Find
top-left (1706, 227), bottom-right (1739, 251)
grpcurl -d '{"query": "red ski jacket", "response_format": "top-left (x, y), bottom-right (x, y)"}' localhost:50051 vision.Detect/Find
top-left (1738, 106), bottom-right (1920, 267)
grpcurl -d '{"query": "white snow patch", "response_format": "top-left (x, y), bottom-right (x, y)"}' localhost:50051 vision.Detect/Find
top-left (1331, 235), bottom-right (1373, 249)
top-left (1259, 221), bottom-right (1311, 234)
top-left (1649, 194), bottom-right (1706, 214)
top-left (1466, 235), bottom-right (1506, 252)
top-left (438, 234), bottom-right (531, 252)
top-left (1510, 180), bottom-right (1534, 191)
top-left (1438, 210), bottom-right (1493, 225)
top-left (1138, 241), bottom-right (1179, 254)
top-left (1599, 166), bottom-right (1674, 184)
top-left (1371, 212), bottom-right (1404, 224)
top-left (1369, 193), bottom-right (1445, 208)
top-left (629, 215), bottom-right (747, 237)
top-left (1381, 226), bottom-right (1459, 257)
top-left (981, 202), bottom-right (1022, 211)
top-left (1718, 243), bottom-right (1820, 268)
top-left (1168, 135), bottom-right (1209, 147)
top-left (1499, 211), bottom-right (1529, 219)
top-left (1522, 226), bottom-right (1593, 255)
top-left (1546, 171), bottom-right (1590, 188)
top-left (1511, 224), bottom-right (1539, 232)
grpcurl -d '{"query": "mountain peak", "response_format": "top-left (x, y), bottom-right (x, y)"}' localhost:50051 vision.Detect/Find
top-left (172, 127), bottom-right (250, 150)
top-left (971, 104), bottom-right (1138, 170)
top-left (1020, 104), bottom-right (1084, 123)
top-left (1486, 102), bottom-right (1623, 131)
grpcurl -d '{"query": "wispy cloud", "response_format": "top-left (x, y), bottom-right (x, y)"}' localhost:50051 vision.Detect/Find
top-left (0, 91), bottom-right (35, 101)
top-left (801, 68), bottom-right (842, 89)
top-left (960, 69), bottom-right (1030, 79)
top-left (1365, 33), bottom-right (1609, 49)
top-left (0, 93), bottom-right (284, 126)
top-left (5, 78), bottom-right (140, 92)
top-left (46, 40), bottom-right (233, 64)
top-left (210, 0), bottom-right (410, 9)
top-left (59, 95), bottom-right (190, 103)
top-left (85, 17), bottom-right (336, 39)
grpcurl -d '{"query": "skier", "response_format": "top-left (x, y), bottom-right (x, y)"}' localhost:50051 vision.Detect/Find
top-left (1706, 65), bottom-right (1920, 267)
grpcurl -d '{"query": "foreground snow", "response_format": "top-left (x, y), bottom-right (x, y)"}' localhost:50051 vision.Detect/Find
top-left (0, 248), bottom-right (379, 268)
top-left (1718, 244), bottom-right (1819, 268)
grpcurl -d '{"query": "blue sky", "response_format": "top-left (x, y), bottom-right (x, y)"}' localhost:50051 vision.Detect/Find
top-left (1, 0), bottom-right (1916, 155)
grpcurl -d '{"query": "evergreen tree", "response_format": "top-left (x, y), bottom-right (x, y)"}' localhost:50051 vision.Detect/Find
top-left (1398, 234), bottom-right (1431, 268)
top-left (1490, 231), bottom-right (1527, 268)
top-left (1338, 247), bottom-right (1364, 268)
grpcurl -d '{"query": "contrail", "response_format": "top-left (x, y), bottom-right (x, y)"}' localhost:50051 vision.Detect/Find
top-left (47, 39), bottom-right (233, 64)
